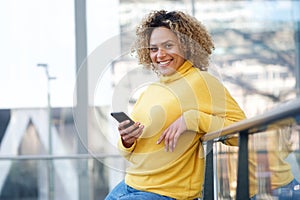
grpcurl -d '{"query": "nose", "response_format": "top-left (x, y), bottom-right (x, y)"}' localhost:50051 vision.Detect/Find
top-left (157, 48), bottom-right (166, 57)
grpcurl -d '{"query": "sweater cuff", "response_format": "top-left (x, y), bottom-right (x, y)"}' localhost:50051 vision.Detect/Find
top-left (118, 137), bottom-right (136, 153)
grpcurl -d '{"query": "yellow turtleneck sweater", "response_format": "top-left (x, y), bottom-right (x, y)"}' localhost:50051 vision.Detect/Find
top-left (118, 61), bottom-right (246, 199)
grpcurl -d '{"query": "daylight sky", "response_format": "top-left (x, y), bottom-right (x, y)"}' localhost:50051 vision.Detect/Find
top-left (0, 0), bottom-right (119, 109)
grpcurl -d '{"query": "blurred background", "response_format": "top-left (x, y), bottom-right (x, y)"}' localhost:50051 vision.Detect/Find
top-left (0, 0), bottom-right (299, 199)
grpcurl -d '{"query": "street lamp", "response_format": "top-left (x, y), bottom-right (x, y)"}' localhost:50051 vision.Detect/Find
top-left (37, 63), bottom-right (56, 200)
top-left (37, 63), bottom-right (56, 154)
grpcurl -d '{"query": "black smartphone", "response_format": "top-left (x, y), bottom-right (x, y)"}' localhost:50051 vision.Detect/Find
top-left (110, 112), bottom-right (135, 128)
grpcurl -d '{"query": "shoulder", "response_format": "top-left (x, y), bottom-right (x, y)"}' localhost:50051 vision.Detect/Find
top-left (188, 68), bottom-right (222, 86)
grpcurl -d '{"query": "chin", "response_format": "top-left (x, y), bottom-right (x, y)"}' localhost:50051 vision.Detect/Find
top-left (158, 68), bottom-right (176, 76)
top-left (159, 70), bottom-right (173, 76)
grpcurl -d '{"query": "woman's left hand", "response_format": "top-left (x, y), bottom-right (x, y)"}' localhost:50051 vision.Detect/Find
top-left (157, 115), bottom-right (187, 152)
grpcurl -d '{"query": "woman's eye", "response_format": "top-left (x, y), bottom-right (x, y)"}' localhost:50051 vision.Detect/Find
top-left (165, 43), bottom-right (174, 49)
top-left (149, 47), bottom-right (158, 52)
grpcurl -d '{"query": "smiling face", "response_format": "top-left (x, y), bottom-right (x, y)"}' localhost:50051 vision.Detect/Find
top-left (149, 27), bottom-right (186, 76)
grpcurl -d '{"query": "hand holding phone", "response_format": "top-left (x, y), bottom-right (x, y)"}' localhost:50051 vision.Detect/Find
top-left (111, 112), bottom-right (143, 148)
top-left (110, 112), bottom-right (135, 128)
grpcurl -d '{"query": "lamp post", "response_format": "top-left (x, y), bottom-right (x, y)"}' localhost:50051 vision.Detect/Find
top-left (37, 63), bottom-right (56, 200)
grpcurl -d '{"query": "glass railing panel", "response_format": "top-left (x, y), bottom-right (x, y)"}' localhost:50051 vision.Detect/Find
top-left (0, 156), bottom-right (123, 200)
top-left (215, 141), bottom-right (239, 200)
top-left (215, 121), bottom-right (300, 199)
top-left (249, 123), bottom-right (300, 199)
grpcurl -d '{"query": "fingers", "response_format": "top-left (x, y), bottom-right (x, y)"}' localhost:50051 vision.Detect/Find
top-left (121, 124), bottom-right (143, 140)
top-left (119, 121), bottom-right (144, 148)
top-left (120, 121), bottom-right (141, 135)
top-left (163, 129), bottom-right (178, 152)
top-left (156, 131), bottom-right (166, 144)
top-left (157, 126), bottom-right (176, 152)
top-left (157, 131), bottom-right (176, 152)
top-left (157, 115), bottom-right (187, 152)
top-left (118, 120), bottom-right (130, 133)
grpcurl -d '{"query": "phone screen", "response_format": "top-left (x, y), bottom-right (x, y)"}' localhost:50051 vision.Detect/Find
top-left (110, 112), bottom-right (135, 128)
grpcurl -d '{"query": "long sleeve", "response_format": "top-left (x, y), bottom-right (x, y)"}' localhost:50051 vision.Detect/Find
top-left (183, 109), bottom-right (236, 133)
top-left (117, 136), bottom-right (137, 161)
top-left (183, 71), bottom-right (245, 131)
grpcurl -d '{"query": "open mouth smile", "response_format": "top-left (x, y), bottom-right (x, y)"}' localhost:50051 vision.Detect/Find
top-left (157, 59), bottom-right (172, 66)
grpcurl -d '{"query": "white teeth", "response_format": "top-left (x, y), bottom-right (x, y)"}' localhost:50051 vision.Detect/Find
top-left (159, 61), bottom-right (170, 65)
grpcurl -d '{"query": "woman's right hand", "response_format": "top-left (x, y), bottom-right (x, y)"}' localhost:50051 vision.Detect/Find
top-left (118, 120), bottom-right (144, 148)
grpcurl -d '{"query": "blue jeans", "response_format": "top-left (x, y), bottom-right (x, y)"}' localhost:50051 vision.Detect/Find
top-left (104, 180), bottom-right (176, 200)
top-left (250, 178), bottom-right (300, 200)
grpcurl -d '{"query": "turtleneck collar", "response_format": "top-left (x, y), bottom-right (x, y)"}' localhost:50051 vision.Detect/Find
top-left (159, 60), bottom-right (194, 83)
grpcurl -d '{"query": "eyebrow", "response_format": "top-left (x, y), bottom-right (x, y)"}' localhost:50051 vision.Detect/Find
top-left (149, 40), bottom-right (176, 46)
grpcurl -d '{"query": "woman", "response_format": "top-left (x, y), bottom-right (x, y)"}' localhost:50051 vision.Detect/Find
top-left (105, 10), bottom-right (246, 200)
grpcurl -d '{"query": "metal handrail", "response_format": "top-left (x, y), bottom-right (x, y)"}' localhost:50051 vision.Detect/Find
top-left (201, 97), bottom-right (300, 142)
top-left (201, 97), bottom-right (300, 200)
top-left (0, 154), bottom-right (121, 160)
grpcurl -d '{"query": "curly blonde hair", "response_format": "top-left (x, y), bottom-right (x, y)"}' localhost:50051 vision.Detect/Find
top-left (131, 10), bottom-right (215, 71)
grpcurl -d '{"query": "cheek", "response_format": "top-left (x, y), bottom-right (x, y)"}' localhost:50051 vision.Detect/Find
top-left (150, 53), bottom-right (156, 62)
top-left (175, 47), bottom-right (185, 58)
top-left (171, 51), bottom-right (185, 63)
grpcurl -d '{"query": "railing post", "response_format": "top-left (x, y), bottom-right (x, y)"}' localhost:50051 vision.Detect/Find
top-left (236, 130), bottom-right (249, 200)
top-left (203, 140), bottom-right (214, 200)
top-left (74, 0), bottom-right (90, 199)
